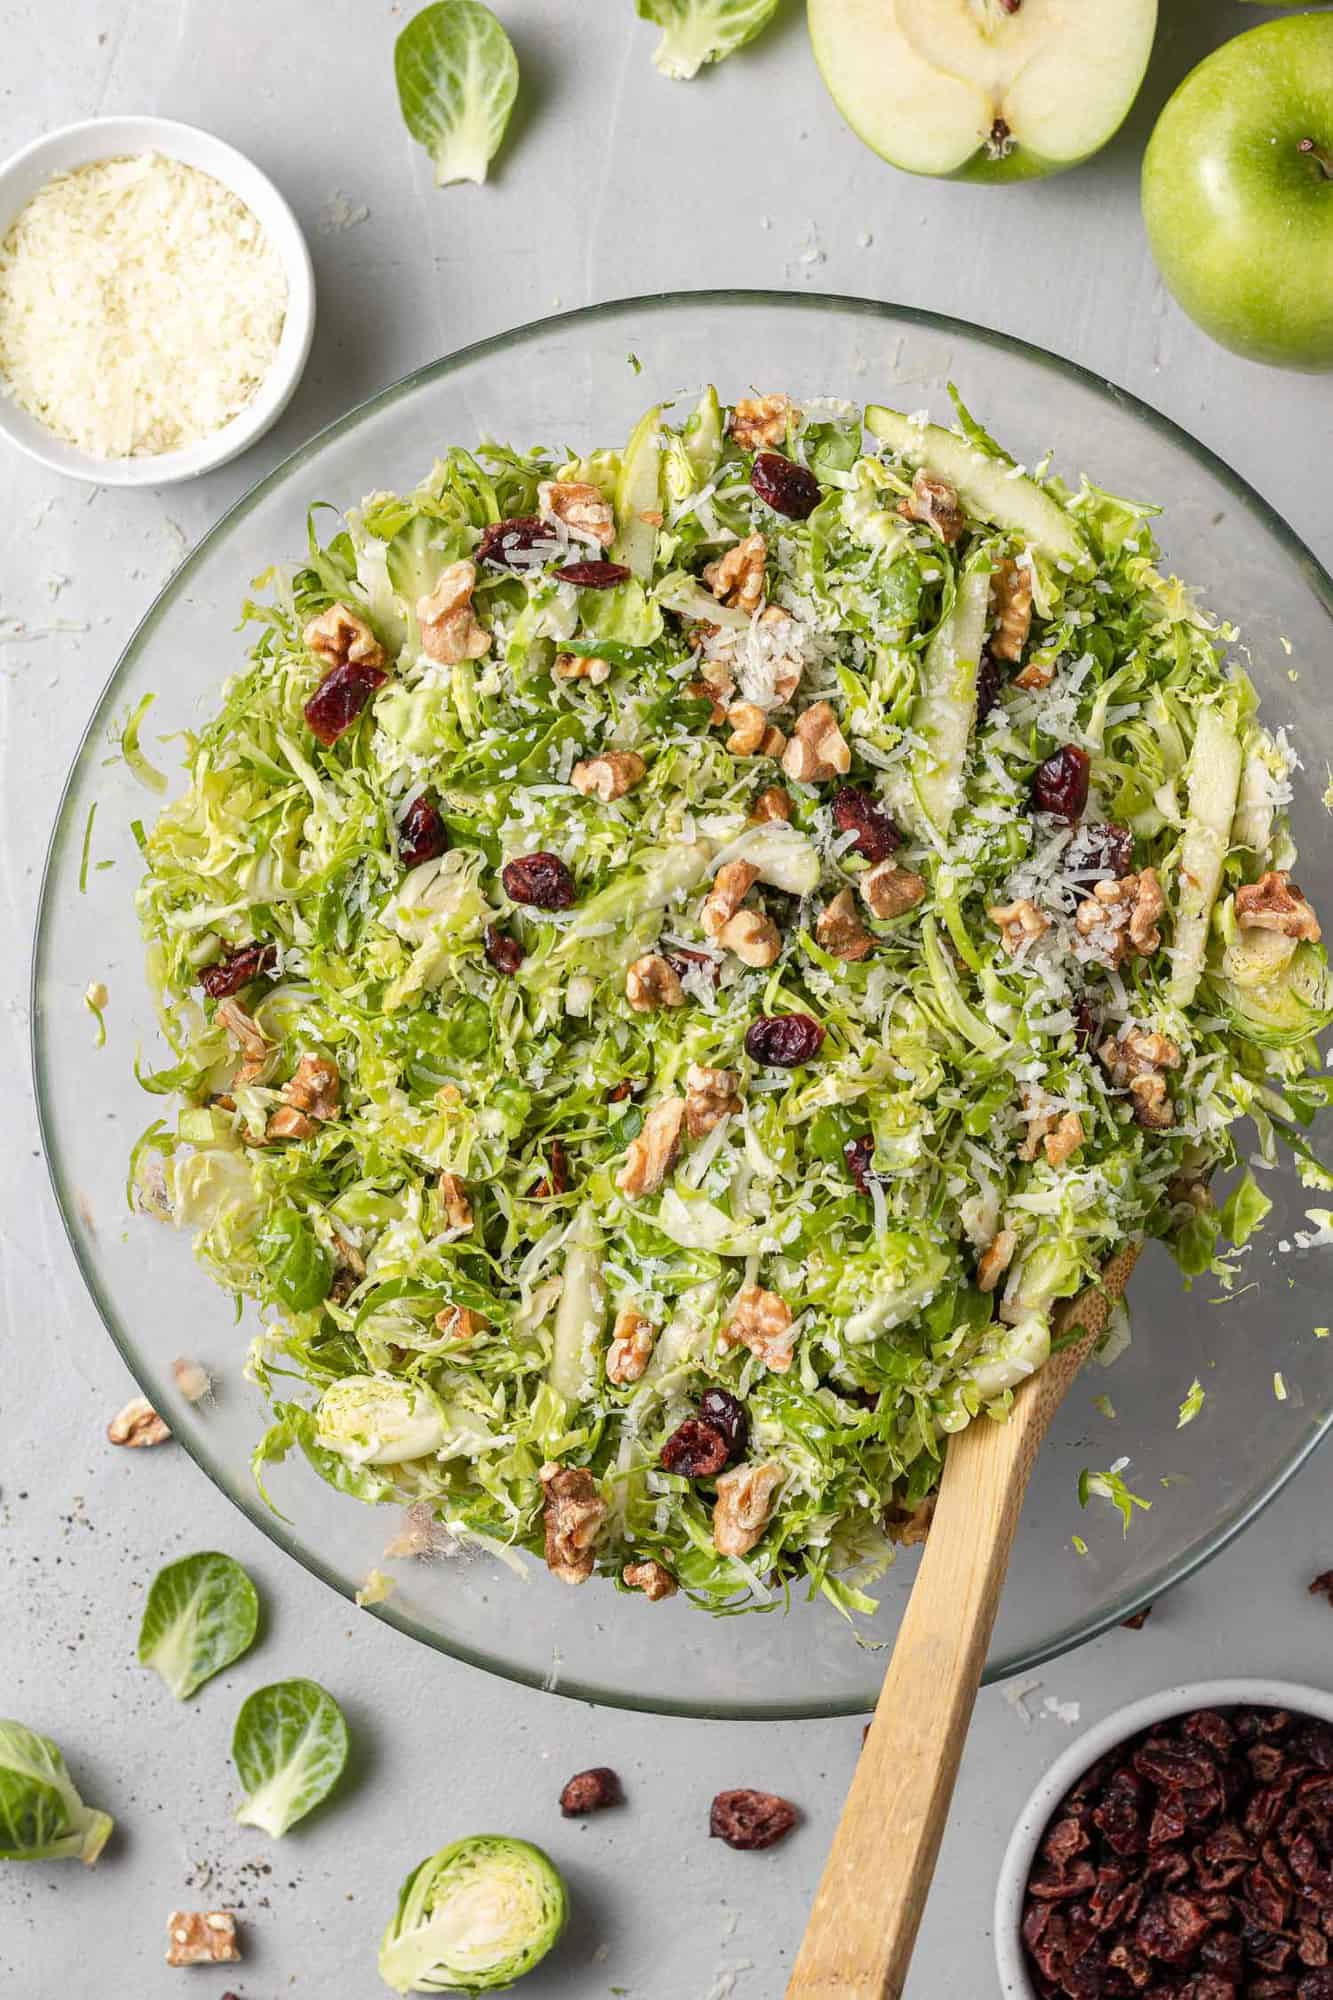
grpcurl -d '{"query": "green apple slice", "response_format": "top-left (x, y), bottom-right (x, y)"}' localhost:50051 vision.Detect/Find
top-left (1167, 704), bottom-right (1243, 1009)
top-left (866, 404), bottom-right (1086, 565)
top-left (613, 403), bottom-right (662, 579)
top-left (809, 0), bottom-right (1158, 184)
top-left (909, 560), bottom-right (991, 837)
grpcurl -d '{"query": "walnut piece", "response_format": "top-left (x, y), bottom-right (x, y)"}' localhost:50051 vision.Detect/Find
top-left (885, 1494), bottom-right (936, 1547)
top-left (704, 532), bottom-right (767, 615)
top-left (1075, 869), bottom-right (1164, 963)
top-left (701, 860), bottom-right (760, 938)
top-left (215, 995), bottom-right (271, 1085)
top-left (728, 394), bottom-right (792, 450)
top-left (433, 1305), bottom-right (489, 1341)
top-left (685, 1063), bottom-right (742, 1138)
top-left (625, 953), bottom-right (686, 1013)
top-left (976, 1228), bottom-right (1018, 1294)
top-left (989, 557), bottom-right (1034, 664)
top-left (1098, 1027), bottom-right (1182, 1084)
top-left (712, 1461), bottom-right (784, 1558)
top-left (725, 702), bottom-right (768, 756)
top-left (815, 887), bottom-right (875, 962)
top-left (439, 1171), bottom-right (472, 1233)
top-left (1012, 653), bottom-right (1056, 693)
top-left (539, 478), bottom-right (615, 548)
top-left (616, 1096), bottom-right (685, 1198)
top-left (571, 752), bottom-right (646, 802)
top-left (539, 1463), bottom-right (605, 1586)
top-left (283, 1053), bottom-right (340, 1121)
top-left (717, 909), bottom-right (781, 967)
top-left (1018, 1091), bottom-right (1085, 1166)
top-left (171, 1358), bottom-right (212, 1404)
top-left (1236, 869), bottom-right (1321, 942)
top-left (606, 1308), bottom-right (656, 1386)
top-left (107, 1396), bottom-right (170, 1448)
top-left (781, 700), bottom-right (851, 784)
top-left (165, 1911), bottom-right (240, 1967)
top-left (417, 559), bottom-right (490, 666)
top-left (751, 785), bottom-right (793, 823)
top-left (988, 898), bottom-right (1050, 956)
top-left (860, 862), bottom-right (927, 922)
top-left (622, 1558), bottom-right (677, 1601)
top-left (554, 651), bottom-right (611, 685)
top-left (266, 1105), bottom-right (315, 1141)
top-left (721, 1284), bottom-right (796, 1374)
top-left (1044, 1111), bottom-right (1085, 1166)
top-left (302, 602), bottom-right (385, 673)
top-left (897, 469), bottom-right (966, 545)
top-left (1129, 1073), bottom-right (1173, 1130)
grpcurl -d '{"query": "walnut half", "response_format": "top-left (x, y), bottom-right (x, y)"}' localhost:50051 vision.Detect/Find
top-left (728, 394), bottom-right (792, 451)
top-left (539, 1463), bottom-right (606, 1586)
top-left (622, 1558), bottom-right (677, 1601)
top-left (606, 1309), bottom-right (656, 1386)
top-left (615, 1097), bottom-right (685, 1199)
top-left (108, 1397), bottom-right (170, 1448)
top-left (781, 701), bottom-right (851, 785)
top-left (685, 1063), bottom-right (742, 1138)
top-left (712, 1461), bottom-right (784, 1558)
top-left (1236, 870), bottom-right (1321, 942)
top-left (302, 603), bottom-right (385, 673)
top-left (898, 470), bottom-right (966, 546)
top-left (625, 953), bottom-right (685, 1013)
top-left (721, 1284), bottom-right (795, 1374)
top-left (417, 560), bottom-right (490, 666)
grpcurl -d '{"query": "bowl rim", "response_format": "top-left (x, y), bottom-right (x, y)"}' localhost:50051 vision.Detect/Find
top-left (0, 113), bottom-right (316, 488)
top-left (994, 1676), bottom-right (1333, 1996)
top-left (30, 290), bottom-right (1333, 1717)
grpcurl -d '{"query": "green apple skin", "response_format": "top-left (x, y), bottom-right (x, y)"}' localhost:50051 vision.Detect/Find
top-left (1142, 15), bottom-right (1333, 371)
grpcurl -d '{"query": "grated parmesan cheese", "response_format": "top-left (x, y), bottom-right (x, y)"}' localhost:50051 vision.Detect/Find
top-left (0, 151), bottom-right (287, 458)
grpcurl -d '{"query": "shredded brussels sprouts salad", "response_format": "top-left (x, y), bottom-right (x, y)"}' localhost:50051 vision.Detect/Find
top-left (132, 383), bottom-right (1332, 1617)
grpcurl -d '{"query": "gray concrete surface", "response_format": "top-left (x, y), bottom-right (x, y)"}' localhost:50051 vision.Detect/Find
top-left (2, 2), bottom-right (1331, 1994)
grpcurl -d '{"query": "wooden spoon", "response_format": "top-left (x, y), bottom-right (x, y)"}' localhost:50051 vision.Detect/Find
top-left (787, 1241), bottom-right (1141, 2000)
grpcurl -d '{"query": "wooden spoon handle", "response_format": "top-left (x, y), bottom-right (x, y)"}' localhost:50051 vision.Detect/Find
top-left (787, 1244), bottom-right (1141, 2000)
top-left (785, 1403), bottom-right (1033, 1999)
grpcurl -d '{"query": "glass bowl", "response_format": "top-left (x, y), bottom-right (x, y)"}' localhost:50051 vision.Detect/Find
top-left (32, 292), bottom-right (1333, 1719)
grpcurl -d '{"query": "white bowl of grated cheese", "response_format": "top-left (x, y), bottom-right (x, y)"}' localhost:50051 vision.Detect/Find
top-left (0, 115), bottom-right (315, 486)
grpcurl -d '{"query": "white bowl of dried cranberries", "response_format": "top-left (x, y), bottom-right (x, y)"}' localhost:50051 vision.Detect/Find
top-left (994, 1678), bottom-right (1333, 2000)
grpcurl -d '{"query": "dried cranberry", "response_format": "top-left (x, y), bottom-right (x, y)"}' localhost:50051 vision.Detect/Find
top-left (660, 1419), bottom-right (729, 1478)
top-left (709, 1788), bottom-right (798, 1850)
top-left (483, 923), bottom-right (525, 974)
top-left (1200, 1931), bottom-right (1245, 1980)
top-left (1185, 1713), bottom-right (1238, 1758)
top-left (198, 941), bottom-right (276, 998)
top-left (1252, 1745), bottom-right (1288, 1784)
top-left (1310, 1572), bottom-right (1333, 1608)
top-left (1121, 1605), bottom-right (1153, 1631)
top-left (1301, 1974), bottom-right (1333, 2000)
top-left (1029, 1860), bottom-right (1098, 1902)
top-left (744, 1013), bottom-right (825, 1068)
top-left (844, 1134), bottom-right (876, 1192)
top-left (1180, 1977), bottom-right (1240, 2000)
top-left (750, 452), bottom-right (820, 521)
top-left (697, 1388), bottom-right (748, 1464)
top-left (502, 851), bottom-right (576, 909)
top-left (1031, 744), bottom-right (1091, 822)
top-left (1136, 1889), bottom-right (1214, 1964)
top-left (476, 516), bottom-right (558, 568)
top-left (1067, 821), bottom-right (1135, 881)
top-left (665, 944), bottom-right (722, 987)
top-left (303, 656), bottom-right (388, 746)
top-left (832, 787), bottom-right (902, 863)
top-left (975, 646), bottom-right (1005, 723)
top-left (1135, 1743), bottom-right (1218, 1793)
top-left (529, 1138), bottom-right (569, 1200)
top-left (398, 794), bottom-right (448, 869)
top-left (559, 1766), bottom-right (623, 1816)
top-left (1045, 1818), bottom-right (1093, 1869)
top-left (553, 559), bottom-right (632, 588)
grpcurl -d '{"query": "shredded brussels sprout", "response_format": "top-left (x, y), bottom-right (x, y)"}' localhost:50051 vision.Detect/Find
top-left (132, 387), bottom-right (1331, 1616)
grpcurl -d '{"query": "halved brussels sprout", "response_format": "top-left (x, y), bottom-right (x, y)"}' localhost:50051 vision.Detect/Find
top-left (378, 1834), bottom-right (568, 1994)
top-left (315, 1376), bottom-right (450, 1467)
top-left (1213, 942), bottom-right (1333, 1050)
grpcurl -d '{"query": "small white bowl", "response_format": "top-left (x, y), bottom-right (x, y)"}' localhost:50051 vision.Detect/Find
top-left (994, 1676), bottom-right (1333, 1998)
top-left (0, 115), bottom-right (315, 486)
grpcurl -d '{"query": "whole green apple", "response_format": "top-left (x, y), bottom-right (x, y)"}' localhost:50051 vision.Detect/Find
top-left (1142, 14), bottom-right (1333, 370)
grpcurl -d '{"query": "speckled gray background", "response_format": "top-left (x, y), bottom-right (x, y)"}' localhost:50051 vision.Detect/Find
top-left (3, 2), bottom-right (1332, 1995)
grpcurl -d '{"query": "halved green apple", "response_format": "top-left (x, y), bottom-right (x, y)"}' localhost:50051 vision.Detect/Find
top-left (808, 0), bottom-right (1158, 183)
